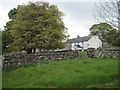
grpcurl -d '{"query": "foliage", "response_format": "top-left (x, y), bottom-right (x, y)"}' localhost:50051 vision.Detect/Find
top-left (8, 6), bottom-right (20, 20)
top-left (89, 22), bottom-right (120, 46)
top-left (2, 52), bottom-right (118, 88)
top-left (10, 2), bottom-right (68, 53)
top-left (2, 6), bottom-right (20, 54)
top-left (2, 30), bottom-right (13, 54)
top-left (4, 5), bottom-right (20, 30)
top-left (112, 31), bottom-right (120, 46)
top-left (4, 21), bottom-right (13, 31)
top-left (90, 23), bottom-right (115, 36)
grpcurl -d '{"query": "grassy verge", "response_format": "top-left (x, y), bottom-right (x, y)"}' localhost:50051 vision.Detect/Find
top-left (2, 52), bottom-right (118, 88)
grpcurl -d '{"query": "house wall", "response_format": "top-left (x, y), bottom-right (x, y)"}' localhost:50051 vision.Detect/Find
top-left (71, 43), bottom-right (76, 50)
top-left (71, 43), bottom-right (79, 50)
top-left (87, 36), bottom-right (102, 49)
top-left (83, 41), bottom-right (88, 50)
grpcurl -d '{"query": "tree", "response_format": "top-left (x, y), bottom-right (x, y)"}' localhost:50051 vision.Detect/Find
top-left (89, 22), bottom-right (118, 45)
top-left (112, 30), bottom-right (120, 46)
top-left (4, 5), bottom-right (20, 30)
top-left (10, 2), bottom-right (68, 53)
top-left (94, 0), bottom-right (120, 30)
top-left (2, 6), bottom-right (20, 54)
top-left (2, 30), bottom-right (13, 54)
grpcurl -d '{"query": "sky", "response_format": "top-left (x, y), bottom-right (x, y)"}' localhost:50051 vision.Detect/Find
top-left (0, 0), bottom-right (100, 39)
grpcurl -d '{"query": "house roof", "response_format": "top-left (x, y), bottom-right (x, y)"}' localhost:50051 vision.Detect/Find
top-left (65, 36), bottom-right (92, 44)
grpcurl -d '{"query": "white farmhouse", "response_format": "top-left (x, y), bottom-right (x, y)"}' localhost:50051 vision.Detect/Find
top-left (65, 35), bottom-right (102, 51)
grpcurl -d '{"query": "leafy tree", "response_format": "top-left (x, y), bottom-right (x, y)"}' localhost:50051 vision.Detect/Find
top-left (11, 2), bottom-right (68, 53)
top-left (2, 6), bottom-right (20, 54)
top-left (89, 22), bottom-right (119, 45)
top-left (2, 30), bottom-right (13, 54)
top-left (90, 23), bottom-right (116, 36)
top-left (4, 5), bottom-right (20, 30)
top-left (112, 31), bottom-right (120, 46)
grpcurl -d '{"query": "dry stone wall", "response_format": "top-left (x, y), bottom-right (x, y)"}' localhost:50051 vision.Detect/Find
top-left (2, 50), bottom-right (79, 69)
top-left (87, 46), bottom-right (120, 59)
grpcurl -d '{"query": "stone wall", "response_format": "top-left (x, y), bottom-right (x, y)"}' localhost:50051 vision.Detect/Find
top-left (87, 46), bottom-right (120, 59)
top-left (2, 50), bottom-right (79, 69)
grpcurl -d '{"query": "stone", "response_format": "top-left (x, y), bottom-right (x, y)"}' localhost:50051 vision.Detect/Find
top-left (21, 50), bottom-right (27, 54)
top-left (87, 46), bottom-right (120, 59)
top-left (2, 50), bottom-right (79, 69)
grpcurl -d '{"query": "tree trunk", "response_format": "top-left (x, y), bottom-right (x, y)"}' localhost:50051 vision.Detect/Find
top-left (26, 48), bottom-right (32, 54)
top-left (33, 48), bottom-right (36, 53)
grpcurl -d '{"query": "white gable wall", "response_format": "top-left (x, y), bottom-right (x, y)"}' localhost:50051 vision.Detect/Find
top-left (87, 36), bottom-right (102, 49)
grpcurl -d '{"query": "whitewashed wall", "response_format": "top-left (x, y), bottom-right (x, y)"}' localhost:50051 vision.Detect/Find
top-left (87, 36), bottom-right (102, 49)
top-left (83, 41), bottom-right (88, 50)
top-left (71, 43), bottom-right (76, 50)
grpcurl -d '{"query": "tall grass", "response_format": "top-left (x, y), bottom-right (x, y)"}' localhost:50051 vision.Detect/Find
top-left (2, 52), bottom-right (118, 88)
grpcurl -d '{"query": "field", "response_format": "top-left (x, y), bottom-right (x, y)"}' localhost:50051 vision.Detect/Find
top-left (2, 52), bottom-right (118, 88)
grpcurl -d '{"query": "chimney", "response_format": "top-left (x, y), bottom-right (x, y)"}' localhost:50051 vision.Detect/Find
top-left (77, 35), bottom-right (80, 38)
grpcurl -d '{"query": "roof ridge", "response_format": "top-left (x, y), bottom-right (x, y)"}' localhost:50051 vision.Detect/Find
top-left (66, 35), bottom-right (92, 43)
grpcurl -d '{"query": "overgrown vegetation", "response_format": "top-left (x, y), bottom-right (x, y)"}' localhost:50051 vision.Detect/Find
top-left (2, 52), bottom-right (118, 88)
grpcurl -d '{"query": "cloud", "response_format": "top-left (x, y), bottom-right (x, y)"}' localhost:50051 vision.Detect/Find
top-left (57, 2), bottom-right (96, 38)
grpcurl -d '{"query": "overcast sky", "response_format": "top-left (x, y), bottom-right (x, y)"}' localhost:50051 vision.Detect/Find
top-left (0, 0), bottom-right (100, 39)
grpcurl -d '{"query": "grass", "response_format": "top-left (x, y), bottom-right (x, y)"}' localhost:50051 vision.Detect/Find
top-left (2, 52), bottom-right (119, 88)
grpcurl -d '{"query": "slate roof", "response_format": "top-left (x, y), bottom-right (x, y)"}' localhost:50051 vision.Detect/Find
top-left (66, 36), bottom-right (92, 44)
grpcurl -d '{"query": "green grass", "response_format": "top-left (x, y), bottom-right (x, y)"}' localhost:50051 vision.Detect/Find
top-left (2, 52), bottom-right (119, 88)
